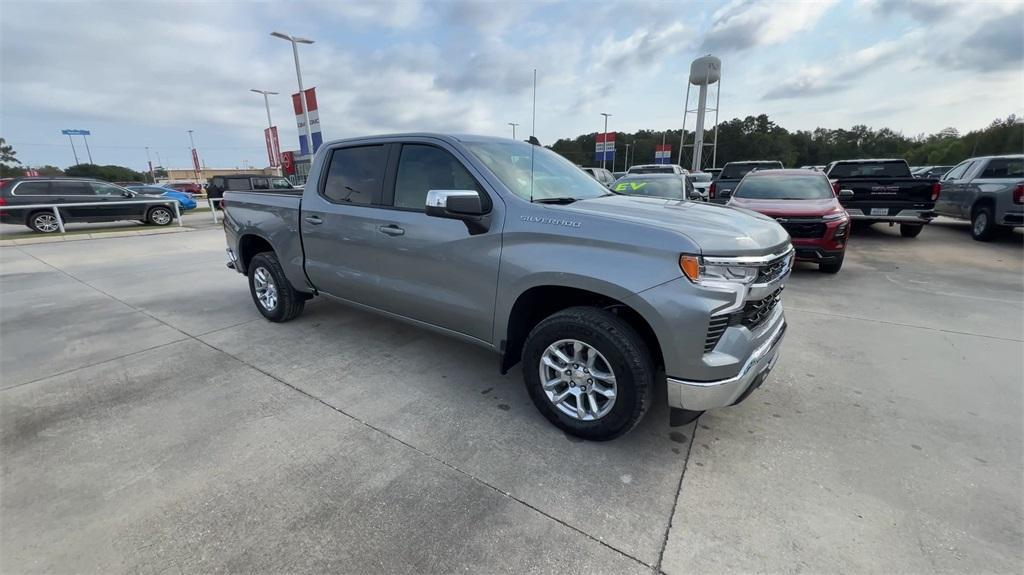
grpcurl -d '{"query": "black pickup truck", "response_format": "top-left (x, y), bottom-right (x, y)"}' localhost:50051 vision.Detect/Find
top-left (824, 159), bottom-right (939, 237)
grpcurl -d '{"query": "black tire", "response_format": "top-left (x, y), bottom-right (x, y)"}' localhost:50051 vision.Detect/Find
top-left (27, 211), bottom-right (61, 233)
top-left (522, 306), bottom-right (654, 441)
top-left (970, 205), bottom-right (998, 241)
top-left (819, 254), bottom-right (844, 274)
top-left (248, 251), bottom-right (305, 322)
top-left (147, 206), bottom-right (175, 226)
top-left (900, 223), bottom-right (924, 238)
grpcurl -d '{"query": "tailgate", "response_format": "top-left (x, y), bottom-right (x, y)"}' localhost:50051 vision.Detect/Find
top-left (837, 178), bottom-right (936, 210)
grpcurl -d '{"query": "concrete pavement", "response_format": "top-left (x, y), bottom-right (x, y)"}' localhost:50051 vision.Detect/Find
top-left (1, 220), bottom-right (1021, 573)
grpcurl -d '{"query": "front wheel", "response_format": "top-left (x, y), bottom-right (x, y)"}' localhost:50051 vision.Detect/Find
top-left (248, 252), bottom-right (305, 322)
top-left (147, 206), bottom-right (174, 226)
top-left (900, 223), bottom-right (924, 238)
top-left (522, 307), bottom-right (654, 441)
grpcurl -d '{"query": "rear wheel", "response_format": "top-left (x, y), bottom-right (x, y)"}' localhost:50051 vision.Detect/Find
top-left (970, 205), bottom-right (997, 241)
top-left (248, 252), bottom-right (305, 322)
top-left (28, 211), bottom-right (61, 233)
top-left (522, 307), bottom-right (654, 441)
top-left (900, 223), bottom-right (923, 238)
top-left (147, 206), bottom-right (174, 226)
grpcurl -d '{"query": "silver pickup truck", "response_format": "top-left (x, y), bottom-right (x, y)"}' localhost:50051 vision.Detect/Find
top-left (935, 154), bottom-right (1024, 241)
top-left (222, 134), bottom-right (793, 440)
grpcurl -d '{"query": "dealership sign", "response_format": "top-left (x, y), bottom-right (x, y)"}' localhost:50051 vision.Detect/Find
top-left (264, 126), bottom-right (281, 167)
top-left (292, 88), bottom-right (323, 157)
top-left (655, 144), bottom-right (672, 164)
top-left (594, 132), bottom-right (615, 163)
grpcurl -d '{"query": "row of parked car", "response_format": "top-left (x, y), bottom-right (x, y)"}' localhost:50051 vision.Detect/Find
top-left (581, 155), bottom-right (1023, 254)
top-left (0, 173), bottom-right (299, 233)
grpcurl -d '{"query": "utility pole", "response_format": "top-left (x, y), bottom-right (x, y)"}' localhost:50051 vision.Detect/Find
top-left (507, 122), bottom-right (519, 139)
top-left (600, 112), bottom-right (612, 170)
top-left (625, 143), bottom-right (630, 170)
top-left (271, 31), bottom-right (315, 157)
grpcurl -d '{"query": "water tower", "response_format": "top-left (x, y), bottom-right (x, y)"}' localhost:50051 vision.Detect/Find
top-left (678, 55), bottom-right (721, 172)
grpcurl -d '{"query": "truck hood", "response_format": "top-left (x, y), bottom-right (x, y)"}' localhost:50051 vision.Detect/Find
top-left (558, 195), bottom-right (790, 256)
top-left (726, 196), bottom-right (843, 218)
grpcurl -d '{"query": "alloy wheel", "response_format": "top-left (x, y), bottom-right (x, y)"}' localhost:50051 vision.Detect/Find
top-left (538, 339), bottom-right (617, 421)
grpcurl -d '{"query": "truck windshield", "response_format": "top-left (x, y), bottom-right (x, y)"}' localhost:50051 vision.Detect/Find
top-left (464, 140), bottom-right (610, 202)
top-left (733, 176), bottom-right (833, 200)
top-left (828, 161), bottom-right (911, 178)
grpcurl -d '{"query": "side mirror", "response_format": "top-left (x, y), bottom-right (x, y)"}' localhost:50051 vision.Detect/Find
top-left (122, 190), bottom-right (135, 197)
top-left (425, 189), bottom-right (490, 234)
top-left (688, 191), bottom-right (704, 200)
top-left (839, 189), bottom-right (854, 199)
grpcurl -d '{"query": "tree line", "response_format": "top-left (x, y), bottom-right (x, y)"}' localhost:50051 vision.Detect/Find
top-left (549, 114), bottom-right (1023, 170)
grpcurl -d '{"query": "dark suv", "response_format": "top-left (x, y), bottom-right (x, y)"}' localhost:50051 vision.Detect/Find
top-left (206, 174), bottom-right (296, 199)
top-left (0, 177), bottom-right (178, 233)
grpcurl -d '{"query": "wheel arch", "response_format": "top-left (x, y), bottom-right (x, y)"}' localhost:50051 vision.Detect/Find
top-left (237, 233), bottom-right (276, 275)
top-left (499, 284), bottom-right (663, 375)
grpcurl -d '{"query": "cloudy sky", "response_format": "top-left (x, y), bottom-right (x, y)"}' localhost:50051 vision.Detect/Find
top-left (2, 0), bottom-right (1021, 171)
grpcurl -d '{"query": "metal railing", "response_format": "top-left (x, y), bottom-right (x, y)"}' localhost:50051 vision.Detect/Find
top-left (207, 197), bottom-right (225, 223)
top-left (1, 200), bottom-right (182, 234)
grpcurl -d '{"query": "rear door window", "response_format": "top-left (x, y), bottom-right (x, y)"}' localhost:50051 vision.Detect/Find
top-left (55, 181), bottom-right (95, 196)
top-left (322, 145), bottom-right (386, 205)
top-left (393, 144), bottom-right (479, 210)
top-left (251, 178), bottom-right (269, 190)
top-left (978, 158), bottom-right (1024, 179)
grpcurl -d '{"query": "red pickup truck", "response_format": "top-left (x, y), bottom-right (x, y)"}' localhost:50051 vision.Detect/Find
top-left (727, 169), bottom-right (850, 273)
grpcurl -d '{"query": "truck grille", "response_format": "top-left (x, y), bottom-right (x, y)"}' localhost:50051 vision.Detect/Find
top-left (779, 221), bottom-right (826, 239)
top-left (704, 316), bottom-right (730, 353)
top-left (755, 254), bottom-right (790, 284)
top-left (733, 287), bottom-right (783, 329)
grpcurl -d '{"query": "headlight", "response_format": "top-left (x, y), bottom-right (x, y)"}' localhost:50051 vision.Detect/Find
top-left (822, 211), bottom-right (848, 221)
top-left (679, 255), bottom-right (759, 286)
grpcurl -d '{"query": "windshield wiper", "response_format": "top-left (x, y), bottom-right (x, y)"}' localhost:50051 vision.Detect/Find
top-left (533, 197), bottom-right (580, 204)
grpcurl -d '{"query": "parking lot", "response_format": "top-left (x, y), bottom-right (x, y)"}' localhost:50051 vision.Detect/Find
top-left (1, 221), bottom-right (1020, 573)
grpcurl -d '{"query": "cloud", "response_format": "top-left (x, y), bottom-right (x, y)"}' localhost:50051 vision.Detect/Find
top-left (760, 36), bottom-right (907, 100)
top-left (701, 0), bottom-right (838, 53)
top-left (859, 0), bottom-right (960, 23)
top-left (933, 6), bottom-right (1024, 71)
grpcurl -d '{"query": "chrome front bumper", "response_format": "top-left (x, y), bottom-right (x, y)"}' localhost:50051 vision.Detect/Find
top-left (667, 318), bottom-right (786, 411)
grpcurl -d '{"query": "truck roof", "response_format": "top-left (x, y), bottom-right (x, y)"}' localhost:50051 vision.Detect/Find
top-left (319, 133), bottom-right (515, 148)
top-left (829, 158), bottom-right (907, 164)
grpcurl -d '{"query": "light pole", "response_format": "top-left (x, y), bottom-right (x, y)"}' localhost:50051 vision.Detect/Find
top-left (599, 112), bottom-right (612, 170)
top-left (624, 143), bottom-right (630, 170)
top-left (251, 88), bottom-right (280, 174)
top-left (188, 130), bottom-right (200, 184)
top-left (507, 122), bottom-right (519, 139)
top-left (271, 31), bottom-right (315, 157)
top-left (145, 146), bottom-right (156, 183)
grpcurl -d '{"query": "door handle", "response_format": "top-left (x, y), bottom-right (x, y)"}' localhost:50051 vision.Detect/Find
top-left (378, 224), bottom-right (405, 237)
top-left (304, 215), bottom-right (323, 225)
